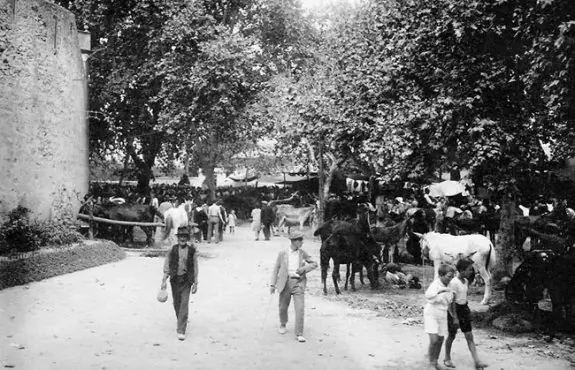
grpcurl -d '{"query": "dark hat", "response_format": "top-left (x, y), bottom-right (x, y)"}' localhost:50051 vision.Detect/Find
top-left (176, 226), bottom-right (190, 237)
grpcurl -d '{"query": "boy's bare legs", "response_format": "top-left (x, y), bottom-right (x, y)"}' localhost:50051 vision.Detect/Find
top-left (463, 332), bottom-right (488, 368)
top-left (444, 332), bottom-right (456, 367)
top-left (428, 334), bottom-right (444, 368)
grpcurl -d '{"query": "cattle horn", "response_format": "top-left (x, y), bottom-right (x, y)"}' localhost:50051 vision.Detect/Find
top-left (413, 232), bottom-right (423, 239)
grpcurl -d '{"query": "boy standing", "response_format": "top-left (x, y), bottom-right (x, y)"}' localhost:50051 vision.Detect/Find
top-left (444, 259), bottom-right (488, 369)
top-left (424, 263), bottom-right (455, 369)
top-left (160, 226), bottom-right (198, 341)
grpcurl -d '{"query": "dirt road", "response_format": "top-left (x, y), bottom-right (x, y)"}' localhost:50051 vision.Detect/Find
top-left (1, 225), bottom-right (571, 369)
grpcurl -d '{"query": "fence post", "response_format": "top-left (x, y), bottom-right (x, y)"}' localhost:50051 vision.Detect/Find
top-left (88, 200), bottom-right (94, 240)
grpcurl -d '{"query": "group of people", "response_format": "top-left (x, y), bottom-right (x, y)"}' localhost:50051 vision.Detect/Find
top-left (159, 226), bottom-right (318, 344)
top-left (249, 201), bottom-right (277, 241)
top-left (424, 261), bottom-right (488, 370)
top-left (189, 200), bottom-right (238, 244)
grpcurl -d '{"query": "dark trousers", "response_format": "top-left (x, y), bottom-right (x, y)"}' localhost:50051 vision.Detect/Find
top-left (201, 224), bottom-right (208, 240)
top-left (263, 223), bottom-right (272, 240)
top-left (218, 222), bottom-right (225, 241)
top-left (170, 276), bottom-right (192, 334)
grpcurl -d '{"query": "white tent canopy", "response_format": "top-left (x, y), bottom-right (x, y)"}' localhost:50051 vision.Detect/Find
top-left (428, 180), bottom-right (468, 197)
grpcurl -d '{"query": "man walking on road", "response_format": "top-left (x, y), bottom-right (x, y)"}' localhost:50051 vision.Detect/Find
top-left (207, 200), bottom-right (223, 243)
top-left (270, 230), bottom-right (318, 343)
top-left (161, 226), bottom-right (198, 341)
top-left (261, 200), bottom-right (275, 241)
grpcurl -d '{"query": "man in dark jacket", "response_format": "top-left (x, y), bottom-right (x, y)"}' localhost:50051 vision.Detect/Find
top-left (160, 226), bottom-right (198, 341)
top-left (261, 200), bottom-right (276, 241)
top-left (217, 200), bottom-right (228, 241)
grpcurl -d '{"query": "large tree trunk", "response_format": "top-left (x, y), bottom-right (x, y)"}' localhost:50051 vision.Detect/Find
top-left (202, 165), bottom-right (217, 201)
top-left (317, 139), bottom-right (325, 226)
top-left (495, 197), bottom-right (516, 278)
top-left (127, 133), bottom-right (163, 195)
top-left (118, 146), bottom-right (131, 188)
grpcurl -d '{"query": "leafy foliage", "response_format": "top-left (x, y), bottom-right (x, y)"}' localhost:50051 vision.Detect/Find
top-left (0, 206), bottom-right (84, 255)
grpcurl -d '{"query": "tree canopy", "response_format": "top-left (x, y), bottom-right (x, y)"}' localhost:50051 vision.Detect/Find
top-left (56, 0), bottom-right (575, 203)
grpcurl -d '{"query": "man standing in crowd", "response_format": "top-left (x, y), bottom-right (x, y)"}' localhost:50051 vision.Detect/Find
top-left (270, 230), bottom-right (318, 343)
top-left (261, 200), bottom-right (276, 241)
top-left (217, 200), bottom-right (228, 242)
top-left (160, 226), bottom-right (198, 341)
top-left (207, 200), bottom-right (224, 243)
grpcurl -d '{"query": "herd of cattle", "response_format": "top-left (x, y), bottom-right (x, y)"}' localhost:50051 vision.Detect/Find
top-left (78, 191), bottom-right (575, 333)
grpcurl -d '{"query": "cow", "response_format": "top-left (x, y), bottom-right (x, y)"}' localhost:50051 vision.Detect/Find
top-left (80, 203), bottom-right (164, 247)
top-left (276, 205), bottom-right (316, 233)
top-left (157, 202), bottom-right (193, 247)
top-left (314, 220), bottom-right (380, 295)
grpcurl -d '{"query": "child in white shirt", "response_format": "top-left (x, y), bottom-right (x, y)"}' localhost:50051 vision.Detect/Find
top-left (228, 210), bottom-right (237, 234)
top-left (424, 263), bottom-right (455, 369)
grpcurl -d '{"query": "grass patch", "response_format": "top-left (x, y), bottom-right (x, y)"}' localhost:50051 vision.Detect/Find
top-left (0, 240), bottom-right (125, 290)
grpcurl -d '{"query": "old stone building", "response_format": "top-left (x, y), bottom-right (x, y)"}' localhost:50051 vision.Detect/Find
top-left (0, 0), bottom-right (89, 221)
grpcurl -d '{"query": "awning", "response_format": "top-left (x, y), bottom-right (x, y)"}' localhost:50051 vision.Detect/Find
top-left (276, 173), bottom-right (318, 184)
top-left (428, 180), bottom-right (467, 197)
top-left (227, 174), bottom-right (259, 182)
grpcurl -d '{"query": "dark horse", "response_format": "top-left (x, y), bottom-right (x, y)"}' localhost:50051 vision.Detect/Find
top-left (506, 250), bottom-right (575, 338)
top-left (80, 203), bottom-right (164, 247)
top-left (314, 220), bottom-right (380, 295)
top-left (370, 216), bottom-right (412, 264)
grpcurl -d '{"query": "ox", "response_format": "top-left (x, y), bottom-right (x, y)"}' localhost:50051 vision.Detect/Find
top-left (415, 232), bottom-right (496, 305)
top-left (80, 203), bottom-right (164, 247)
top-left (276, 205), bottom-right (315, 232)
top-left (158, 202), bottom-right (193, 247)
top-left (314, 220), bottom-right (380, 295)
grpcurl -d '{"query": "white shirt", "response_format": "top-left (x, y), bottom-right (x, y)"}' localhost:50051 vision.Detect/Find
top-left (518, 205), bottom-right (530, 216)
top-left (288, 249), bottom-right (300, 277)
top-left (448, 277), bottom-right (468, 305)
top-left (208, 204), bottom-right (221, 217)
top-left (424, 278), bottom-right (453, 319)
top-left (445, 206), bottom-right (462, 218)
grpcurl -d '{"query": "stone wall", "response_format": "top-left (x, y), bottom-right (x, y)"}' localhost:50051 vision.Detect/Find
top-left (0, 0), bottom-right (88, 221)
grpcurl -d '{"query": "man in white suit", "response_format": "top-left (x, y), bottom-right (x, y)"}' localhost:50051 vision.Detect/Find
top-left (270, 230), bottom-right (318, 343)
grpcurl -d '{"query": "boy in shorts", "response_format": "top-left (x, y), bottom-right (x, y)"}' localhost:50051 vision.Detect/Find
top-left (444, 259), bottom-right (488, 369)
top-left (424, 263), bottom-right (455, 369)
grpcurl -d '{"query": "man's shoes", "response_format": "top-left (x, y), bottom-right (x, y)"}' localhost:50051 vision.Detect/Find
top-left (177, 333), bottom-right (186, 341)
top-left (278, 326), bottom-right (287, 334)
top-left (297, 335), bottom-right (306, 343)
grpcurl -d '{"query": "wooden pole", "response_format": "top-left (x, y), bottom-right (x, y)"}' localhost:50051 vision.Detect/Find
top-left (88, 200), bottom-right (94, 240)
top-left (77, 214), bottom-right (165, 227)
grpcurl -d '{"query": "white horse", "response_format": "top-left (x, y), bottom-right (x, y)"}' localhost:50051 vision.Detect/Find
top-left (414, 231), bottom-right (497, 305)
top-left (159, 201), bottom-right (192, 247)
